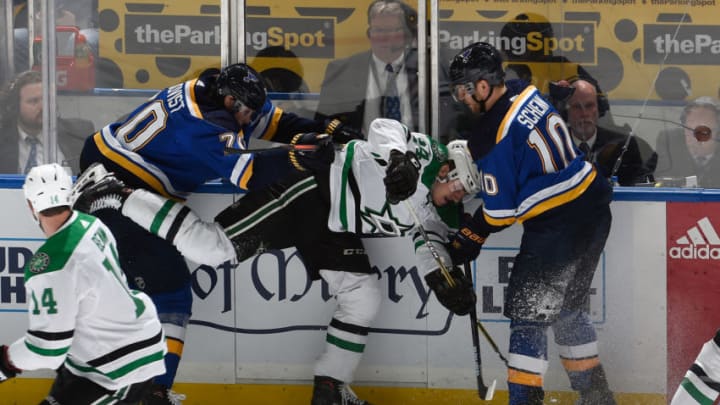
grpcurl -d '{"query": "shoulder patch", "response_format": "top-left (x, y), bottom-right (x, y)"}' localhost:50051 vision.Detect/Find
top-left (28, 252), bottom-right (50, 274)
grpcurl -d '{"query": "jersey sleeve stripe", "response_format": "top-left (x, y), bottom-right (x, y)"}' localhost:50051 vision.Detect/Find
top-left (87, 330), bottom-right (163, 368)
top-left (184, 79), bottom-right (203, 119)
top-left (165, 206), bottom-right (191, 244)
top-left (230, 155), bottom-right (254, 190)
top-left (224, 176), bottom-right (318, 238)
top-left (93, 131), bottom-right (188, 201)
top-left (66, 349), bottom-right (165, 380)
top-left (28, 329), bottom-right (74, 340)
top-left (339, 142), bottom-right (358, 231)
top-left (260, 107), bottom-right (283, 141)
top-left (25, 341), bottom-right (70, 357)
top-left (516, 165), bottom-right (596, 223)
top-left (496, 86), bottom-right (536, 144)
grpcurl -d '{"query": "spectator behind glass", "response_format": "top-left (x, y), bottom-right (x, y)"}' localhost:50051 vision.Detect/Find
top-left (314, 0), bottom-right (418, 135)
top-left (0, 70), bottom-right (94, 174)
top-left (560, 79), bottom-right (656, 186)
top-left (655, 97), bottom-right (720, 188)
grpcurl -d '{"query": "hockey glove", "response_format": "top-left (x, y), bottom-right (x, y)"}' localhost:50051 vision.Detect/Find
top-left (384, 150), bottom-right (421, 204)
top-left (0, 345), bottom-right (20, 383)
top-left (447, 213), bottom-right (488, 265)
top-left (325, 118), bottom-right (364, 143)
top-left (288, 132), bottom-right (335, 172)
top-left (424, 267), bottom-right (476, 315)
top-left (71, 163), bottom-right (131, 214)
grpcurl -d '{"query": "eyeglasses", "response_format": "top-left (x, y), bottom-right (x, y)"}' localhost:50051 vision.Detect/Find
top-left (451, 82), bottom-right (475, 102)
top-left (368, 26), bottom-right (405, 36)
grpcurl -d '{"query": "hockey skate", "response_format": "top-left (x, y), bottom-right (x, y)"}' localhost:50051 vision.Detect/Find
top-left (311, 376), bottom-right (372, 405)
top-left (70, 163), bottom-right (130, 213)
top-left (142, 383), bottom-right (187, 405)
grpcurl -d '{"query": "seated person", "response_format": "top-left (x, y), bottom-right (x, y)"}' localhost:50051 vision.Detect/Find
top-left (551, 79), bottom-right (656, 185)
top-left (655, 96), bottom-right (720, 188)
top-left (0, 70), bottom-right (94, 173)
top-left (314, 0), bottom-right (419, 135)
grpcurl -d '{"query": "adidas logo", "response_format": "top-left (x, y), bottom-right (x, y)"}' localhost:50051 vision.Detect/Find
top-left (669, 217), bottom-right (720, 260)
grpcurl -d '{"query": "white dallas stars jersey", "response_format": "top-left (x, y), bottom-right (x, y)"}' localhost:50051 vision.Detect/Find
top-left (117, 119), bottom-right (458, 275)
top-left (328, 118), bottom-right (456, 274)
top-left (9, 211), bottom-right (166, 390)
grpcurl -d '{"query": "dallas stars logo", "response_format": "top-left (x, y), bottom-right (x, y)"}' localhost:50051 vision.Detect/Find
top-left (360, 204), bottom-right (413, 236)
top-left (29, 252), bottom-right (50, 274)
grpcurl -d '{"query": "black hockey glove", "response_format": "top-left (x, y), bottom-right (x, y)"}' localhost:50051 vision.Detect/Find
top-left (384, 150), bottom-right (421, 204)
top-left (71, 163), bottom-right (130, 214)
top-left (447, 213), bottom-right (488, 265)
top-left (325, 118), bottom-right (364, 143)
top-left (288, 132), bottom-right (335, 172)
top-left (424, 267), bottom-right (476, 315)
top-left (0, 345), bottom-right (20, 383)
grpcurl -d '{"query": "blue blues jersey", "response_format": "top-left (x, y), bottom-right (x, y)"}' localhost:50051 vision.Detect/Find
top-left (470, 85), bottom-right (597, 229)
top-left (86, 75), bottom-right (323, 200)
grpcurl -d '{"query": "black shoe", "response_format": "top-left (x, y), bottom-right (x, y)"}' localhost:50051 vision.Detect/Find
top-left (142, 383), bottom-right (187, 405)
top-left (311, 376), bottom-right (371, 405)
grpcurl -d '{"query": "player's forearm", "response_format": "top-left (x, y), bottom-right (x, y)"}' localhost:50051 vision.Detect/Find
top-left (122, 190), bottom-right (236, 265)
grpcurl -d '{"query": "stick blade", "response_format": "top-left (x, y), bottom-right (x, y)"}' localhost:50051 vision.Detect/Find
top-left (479, 379), bottom-right (497, 401)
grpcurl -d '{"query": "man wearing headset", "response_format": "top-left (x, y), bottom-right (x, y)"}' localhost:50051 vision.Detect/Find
top-left (0, 70), bottom-right (94, 174)
top-left (315, 0), bottom-right (419, 135)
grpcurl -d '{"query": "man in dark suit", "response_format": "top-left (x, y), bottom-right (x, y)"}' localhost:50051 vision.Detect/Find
top-left (0, 70), bottom-right (93, 174)
top-left (655, 97), bottom-right (720, 188)
top-left (561, 79), bottom-right (656, 186)
top-left (315, 0), bottom-right (418, 135)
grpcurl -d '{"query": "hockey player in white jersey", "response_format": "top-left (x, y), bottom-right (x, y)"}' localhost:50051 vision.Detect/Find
top-left (0, 163), bottom-right (166, 404)
top-left (670, 329), bottom-right (720, 405)
top-left (72, 118), bottom-right (479, 405)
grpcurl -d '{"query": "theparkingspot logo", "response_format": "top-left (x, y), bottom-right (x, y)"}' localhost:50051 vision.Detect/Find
top-left (668, 217), bottom-right (720, 260)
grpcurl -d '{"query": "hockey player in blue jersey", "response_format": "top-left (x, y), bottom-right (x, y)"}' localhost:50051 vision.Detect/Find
top-left (71, 118), bottom-right (480, 405)
top-left (76, 63), bottom-right (362, 404)
top-left (445, 42), bottom-right (616, 405)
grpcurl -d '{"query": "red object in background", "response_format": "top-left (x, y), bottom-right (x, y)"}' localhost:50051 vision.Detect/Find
top-left (32, 25), bottom-right (95, 92)
top-left (666, 202), bottom-right (720, 398)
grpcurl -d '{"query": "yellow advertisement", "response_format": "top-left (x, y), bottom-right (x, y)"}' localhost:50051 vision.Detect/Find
top-left (97, 0), bottom-right (376, 91)
top-left (97, 0), bottom-right (720, 102)
top-left (438, 0), bottom-right (720, 101)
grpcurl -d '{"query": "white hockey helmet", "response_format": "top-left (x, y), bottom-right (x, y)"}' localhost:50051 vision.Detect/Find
top-left (447, 140), bottom-right (482, 195)
top-left (23, 163), bottom-right (73, 215)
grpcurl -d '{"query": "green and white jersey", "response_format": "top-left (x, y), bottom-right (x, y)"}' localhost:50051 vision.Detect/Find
top-left (328, 118), bottom-right (458, 275)
top-left (8, 211), bottom-right (166, 390)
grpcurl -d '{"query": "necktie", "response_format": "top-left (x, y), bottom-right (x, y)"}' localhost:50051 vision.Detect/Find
top-left (382, 63), bottom-right (401, 121)
top-left (24, 137), bottom-right (39, 174)
top-left (579, 142), bottom-right (591, 161)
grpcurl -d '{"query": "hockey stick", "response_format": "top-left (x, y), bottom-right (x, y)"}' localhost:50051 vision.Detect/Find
top-left (476, 321), bottom-right (509, 366)
top-left (403, 199), bottom-right (456, 287)
top-left (224, 144), bottom-right (318, 155)
top-left (463, 261), bottom-right (497, 401)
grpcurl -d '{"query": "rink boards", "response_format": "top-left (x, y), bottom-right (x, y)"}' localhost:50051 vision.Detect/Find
top-left (0, 183), bottom-right (715, 404)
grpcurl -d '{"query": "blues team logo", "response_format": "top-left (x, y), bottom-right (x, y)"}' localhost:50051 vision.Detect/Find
top-left (28, 252), bottom-right (50, 274)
